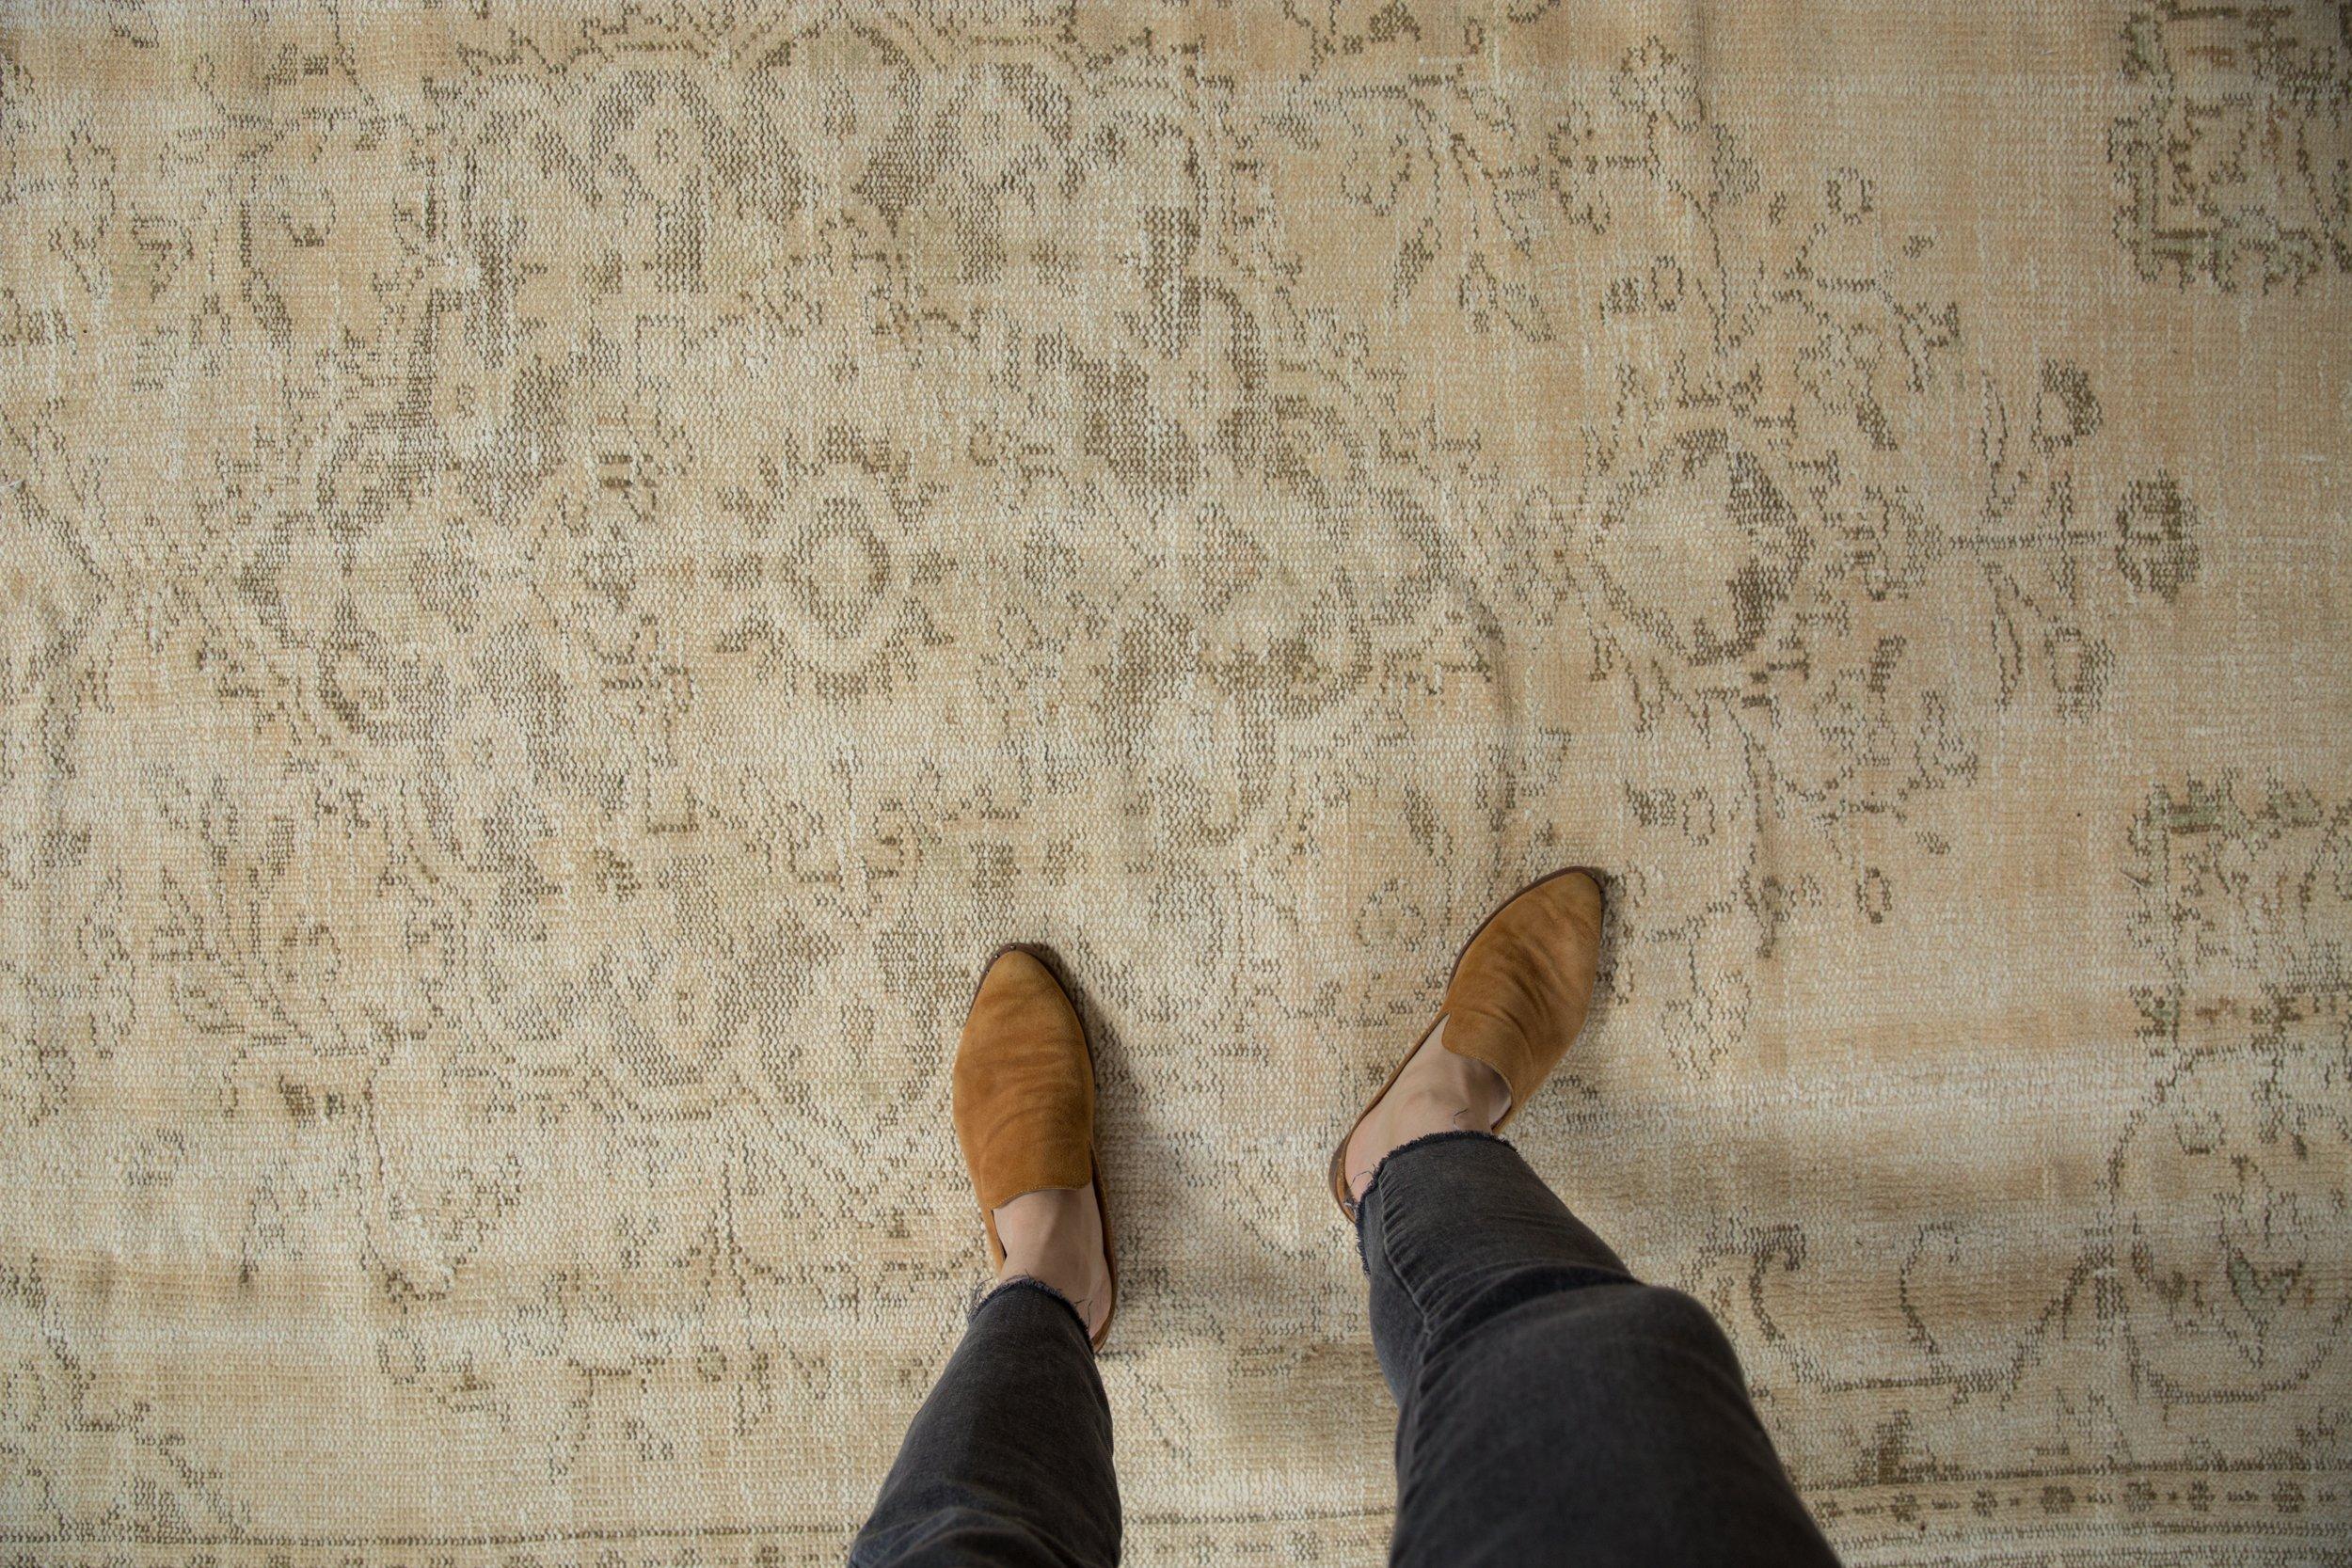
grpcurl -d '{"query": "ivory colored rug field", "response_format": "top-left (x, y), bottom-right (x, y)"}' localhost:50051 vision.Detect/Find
top-left (3, 1), bottom-right (2348, 1562)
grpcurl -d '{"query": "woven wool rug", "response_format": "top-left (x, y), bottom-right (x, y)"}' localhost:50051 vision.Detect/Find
top-left (3, 1), bottom-right (2348, 1562)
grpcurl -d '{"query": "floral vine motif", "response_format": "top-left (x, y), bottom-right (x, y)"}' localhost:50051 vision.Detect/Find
top-left (2109, 0), bottom-right (2352, 291)
top-left (1869, 778), bottom-right (2352, 1473)
top-left (2106, 779), bottom-right (2352, 1405)
top-left (1205, 35), bottom-right (2223, 931)
top-left (1460, 46), bottom-right (2207, 901)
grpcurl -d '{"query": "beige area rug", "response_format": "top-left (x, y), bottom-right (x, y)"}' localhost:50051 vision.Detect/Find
top-left (4, 1), bottom-right (2349, 1562)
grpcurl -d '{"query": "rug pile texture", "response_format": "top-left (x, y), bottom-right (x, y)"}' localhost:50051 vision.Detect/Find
top-left (3, 1), bottom-right (2349, 1562)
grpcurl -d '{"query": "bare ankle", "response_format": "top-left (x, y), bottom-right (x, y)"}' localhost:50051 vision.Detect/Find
top-left (1344, 1018), bottom-right (1512, 1200)
top-left (993, 1186), bottom-right (1110, 1338)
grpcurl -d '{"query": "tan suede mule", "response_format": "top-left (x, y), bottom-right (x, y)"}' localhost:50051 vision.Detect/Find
top-left (952, 944), bottom-right (1117, 1348)
top-left (1329, 867), bottom-right (1607, 1221)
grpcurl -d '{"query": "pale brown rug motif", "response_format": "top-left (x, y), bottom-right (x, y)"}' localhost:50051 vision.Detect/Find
top-left (1, 2), bottom-right (2347, 1563)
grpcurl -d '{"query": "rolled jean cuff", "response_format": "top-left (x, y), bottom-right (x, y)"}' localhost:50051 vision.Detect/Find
top-left (969, 1273), bottom-right (1092, 1339)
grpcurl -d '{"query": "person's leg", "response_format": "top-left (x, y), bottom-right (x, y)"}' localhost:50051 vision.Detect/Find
top-left (850, 1276), bottom-right (1118, 1568)
top-left (854, 947), bottom-right (1121, 1565)
top-left (1357, 1131), bottom-right (1841, 1568)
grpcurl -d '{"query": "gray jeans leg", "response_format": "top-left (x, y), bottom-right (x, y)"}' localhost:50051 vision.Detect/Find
top-left (850, 1279), bottom-right (1118, 1568)
top-left (1358, 1132), bottom-right (1843, 1568)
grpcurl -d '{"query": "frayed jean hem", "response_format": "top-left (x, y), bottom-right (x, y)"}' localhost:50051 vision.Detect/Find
top-left (969, 1274), bottom-right (1091, 1341)
top-left (1352, 1127), bottom-right (1508, 1271)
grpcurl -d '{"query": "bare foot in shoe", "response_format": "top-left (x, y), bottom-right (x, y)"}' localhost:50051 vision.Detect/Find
top-left (955, 947), bottom-right (1119, 1347)
top-left (993, 1183), bottom-right (1113, 1341)
top-left (1342, 1017), bottom-right (1512, 1206)
top-left (1329, 869), bottom-right (1603, 1220)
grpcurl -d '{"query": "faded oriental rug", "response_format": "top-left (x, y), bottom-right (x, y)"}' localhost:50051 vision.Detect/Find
top-left (2, 2), bottom-right (2349, 1563)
